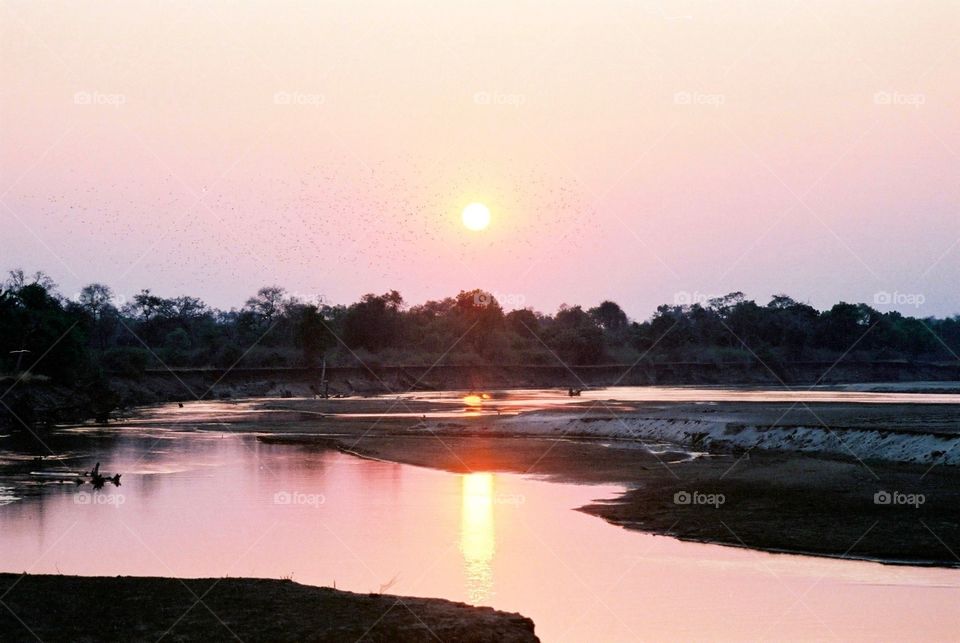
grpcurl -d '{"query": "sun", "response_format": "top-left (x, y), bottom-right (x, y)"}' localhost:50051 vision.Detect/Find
top-left (462, 203), bottom-right (491, 231)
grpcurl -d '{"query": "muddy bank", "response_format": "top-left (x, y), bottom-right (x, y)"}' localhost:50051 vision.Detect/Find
top-left (238, 394), bottom-right (960, 466)
top-left (0, 574), bottom-right (538, 642)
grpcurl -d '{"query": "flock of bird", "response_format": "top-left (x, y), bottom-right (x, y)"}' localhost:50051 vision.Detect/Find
top-left (14, 140), bottom-right (594, 308)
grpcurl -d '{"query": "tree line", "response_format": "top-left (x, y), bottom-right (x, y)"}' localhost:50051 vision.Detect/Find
top-left (2, 269), bottom-right (959, 384)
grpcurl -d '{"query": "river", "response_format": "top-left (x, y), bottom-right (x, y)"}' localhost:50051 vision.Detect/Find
top-left (2, 404), bottom-right (959, 641)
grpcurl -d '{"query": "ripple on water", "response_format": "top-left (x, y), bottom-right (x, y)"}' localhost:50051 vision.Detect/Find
top-left (0, 486), bottom-right (20, 506)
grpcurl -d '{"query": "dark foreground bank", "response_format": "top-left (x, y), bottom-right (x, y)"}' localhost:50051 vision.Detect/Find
top-left (0, 574), bottom-right (538, 643)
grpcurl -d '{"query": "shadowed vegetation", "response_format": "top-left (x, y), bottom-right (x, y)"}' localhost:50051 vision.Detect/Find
top-left (2, 271), bottom-right (959, 382)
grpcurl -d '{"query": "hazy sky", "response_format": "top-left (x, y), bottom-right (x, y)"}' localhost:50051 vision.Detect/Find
top-left (2, 1), bottom-right (958, 319)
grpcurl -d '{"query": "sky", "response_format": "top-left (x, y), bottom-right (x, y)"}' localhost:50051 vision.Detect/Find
top-left (1, 0), bottom-right (958, 319)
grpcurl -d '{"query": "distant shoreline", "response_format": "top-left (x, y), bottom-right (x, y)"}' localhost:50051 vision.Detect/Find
top-left (5, 361), bottom-right (959, 430)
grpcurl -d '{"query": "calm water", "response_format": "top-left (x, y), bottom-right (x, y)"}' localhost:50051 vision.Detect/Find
top-left (353, 385), bottom-right (960, 419)
top-left (2, 413), bottom-right (960, 640)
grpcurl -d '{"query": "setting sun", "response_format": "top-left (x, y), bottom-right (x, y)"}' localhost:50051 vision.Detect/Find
top-left (462, 203), bottom-right (491, 231)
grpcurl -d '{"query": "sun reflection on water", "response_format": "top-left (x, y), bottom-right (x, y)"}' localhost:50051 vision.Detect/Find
top-left (460, 472), bottom-right (496, 604)
top-left (463, 394), bottom-right (484, 407)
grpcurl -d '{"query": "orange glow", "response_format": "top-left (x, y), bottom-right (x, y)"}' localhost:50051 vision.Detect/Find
top-left (463, 394), bottom-right (484, 407)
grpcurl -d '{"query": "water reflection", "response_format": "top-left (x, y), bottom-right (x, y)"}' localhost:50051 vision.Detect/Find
top-left (0, 486), bottom-right (17, 506)
top-left (3, 420), bottom-right (960, 640)
top-left (460, 472), bottom-right (495, 604)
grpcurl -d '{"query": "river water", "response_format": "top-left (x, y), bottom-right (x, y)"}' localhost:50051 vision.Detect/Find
top-left (1, 397), bottom-right (959, 641)
top-left (363, 384), bottom-right (960, 418)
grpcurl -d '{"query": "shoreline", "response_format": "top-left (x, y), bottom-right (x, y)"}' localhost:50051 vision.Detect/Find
top-left (606, 531), bottom-right (960, 570)
top-left (5, 369), bottom-right (960, 430)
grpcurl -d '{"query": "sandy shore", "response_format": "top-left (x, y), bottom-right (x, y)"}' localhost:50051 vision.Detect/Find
top-left (178, 393), bottom-right (960, 466)
top-left (0, 574), bottom-right (539, 642)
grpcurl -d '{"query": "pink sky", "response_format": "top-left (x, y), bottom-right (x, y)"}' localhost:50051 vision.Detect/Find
top-left (2, 1), bottom-right (958, 318)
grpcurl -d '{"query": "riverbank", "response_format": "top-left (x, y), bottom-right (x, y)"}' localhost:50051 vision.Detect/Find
top-left (239, 391), bottom-right (960, 466)
top-left (4, 362), bottom-right (959, 429)
top-left (0, 574), bottom-right (539, 642)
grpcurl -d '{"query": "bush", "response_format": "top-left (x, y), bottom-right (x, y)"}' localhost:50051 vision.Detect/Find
top-left (100, 347), bottom-right (151, 377)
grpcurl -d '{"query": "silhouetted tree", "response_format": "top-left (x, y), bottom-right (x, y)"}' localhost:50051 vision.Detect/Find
top-left (4, 266), bottom-right (960, 376)
top-left (589, 300), bottom-right (629, 333)
top-left (547, 305), bottom-right (605, 364)
top-left (296, 305), bottom-right (335, 366)
top-left (343, 291), bottom-right (404, 352)
top-left (0, 279), bottom-right (86, 380)
top-left (76, 283), bottom-right (118, 350)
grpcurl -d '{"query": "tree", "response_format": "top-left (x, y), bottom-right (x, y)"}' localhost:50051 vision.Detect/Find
top-left (0, 280), bottom-right (87, 380)
top-left (708, 292), bottom-right (746, 316)
top-left (77, 283), bottom-right (118, 350)
top-left (125, 289), bottom-right (172, 321)
top-left (453, 290), bottom-right (506, 357)
top-left (817, 302), bottom-right (873, 352)
top-left (506, 308), bottom-right (540, 336)
top-left (296, 305), bottom-right (334, 366)
top-left (762, 295), bottom-right (819, 358)
top-left (5, 270), bottom-right (56, 292)
top-left (244, 286), bottom-right (288, 326)
top-left (547, 305), bottom-right (605, 364)
top-left (78, 284), bottom-right (114, 317)
top-left (343, 291), bottom-right (404, 351)
top-left (589, 300), bottom-right (628, 333)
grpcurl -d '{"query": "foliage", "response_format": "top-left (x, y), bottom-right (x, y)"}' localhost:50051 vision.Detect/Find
top-left (2, 269), bottom-right (959, 377)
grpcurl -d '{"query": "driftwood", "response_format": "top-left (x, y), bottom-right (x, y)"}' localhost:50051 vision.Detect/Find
top-left (86, 462), bottom-right (122, 489)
